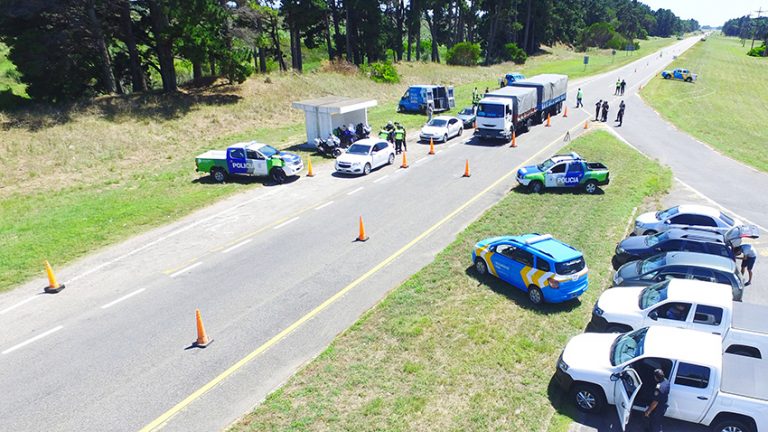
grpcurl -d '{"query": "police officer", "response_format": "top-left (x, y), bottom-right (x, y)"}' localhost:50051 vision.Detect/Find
top-left (576, 88), bottom-right (583, 108)
top-left (644, 369), bottom-right (670, 432)
top-left (601, 100), bottom-right (609, 122)
top-left (595, 99), bottom-right (602, 121)
top-left (616, 100), bottom-right (626, 126)
top-left (378, 127), bottom-right (391, 142)
top-left (472, 87), bottom-right (479, 105)
top-left (394, 122), bottom-right (406, 154)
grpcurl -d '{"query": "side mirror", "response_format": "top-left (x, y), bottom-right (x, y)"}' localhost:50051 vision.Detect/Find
top-left (664, 219), bottom-right (671, 225)
top-left (649, 311), bottom-right (659, 321)
top-left (610, 372), bottom-right (621, 382)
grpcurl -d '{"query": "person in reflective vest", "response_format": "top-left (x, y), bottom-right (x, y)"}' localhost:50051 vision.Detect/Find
top-left (378, 128), bottom-right (391, 141)
top-left (394, 123), bottom-right (406, 154)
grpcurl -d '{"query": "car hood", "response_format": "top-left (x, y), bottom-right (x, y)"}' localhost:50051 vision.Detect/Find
top-left (421, 126), bottom-right (446, 135)
top-left (616, 261), bottom-right (642, 283)
top-left (562, 333), bottom-right (616, 371)
top-left (457, 113), bottom-right (474, 121)
top-left (635, 211), bottom-right (659, 226)
top-left (274, 151), bottom-right (301, 164)
top-left (598, 287), bottom-right (644, 316)
top-left (336, 153), bottom-right (371, 164)
top-left (618, 235), bottom-right (651, 254)
top-left (517, 165), bottom-right (541, 178)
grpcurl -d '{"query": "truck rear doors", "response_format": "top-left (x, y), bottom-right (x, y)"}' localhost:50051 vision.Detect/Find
top-left (447, 87), bottom-right (455, 109)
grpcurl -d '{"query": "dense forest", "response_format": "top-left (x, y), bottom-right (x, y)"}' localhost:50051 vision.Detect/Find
top-left (0, 0), bottom-right (699, 102)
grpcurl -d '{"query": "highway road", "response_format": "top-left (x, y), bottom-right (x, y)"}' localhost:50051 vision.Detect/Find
top-left (1, 35), bottom-right (763, 432)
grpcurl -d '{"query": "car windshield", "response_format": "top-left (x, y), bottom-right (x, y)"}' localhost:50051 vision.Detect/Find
top-left (639, 281), bottom-right (670, 309)
top-left (640, 254), bottom-right (667, 274)
top-left (645, 232), bottom-right (669, 247)
top-left (555, 256), bottom-right (586, 275)
top-left (656, 206), bottom-right (679, 220)
top-left (459, 108), bottom-right (473, 115)
top-left (610, 327), bottom-right (648, 366)
top-left (257, 145), bottom-right (279, 157)
top-left (427, 119), bottom-right (447, 127)
top-left (537, 158), bottom-right (556, 171)
top-left (346, 144), bottom-right (371, 155)
top-left (477, 103), bottom-right (504, 118)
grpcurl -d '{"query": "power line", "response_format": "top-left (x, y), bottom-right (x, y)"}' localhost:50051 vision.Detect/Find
top-left (750, 6), bottom-right (765, 50)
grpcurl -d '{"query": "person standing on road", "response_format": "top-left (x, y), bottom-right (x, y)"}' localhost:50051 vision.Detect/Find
top-left (595, 99), bottom-right (602, 121)
top-left (615, 78), bottom-right (621, 95)
top-left (620, 79), bottom-right (627, 95)
top-left (644, 369), bottom-right (670, 432)
top-left (616, 100), bottom-right (626, 126)
top-left (472, 87), bottom-right (479, 106)
top-left (576, 88), bottom-right (584, 108)
top-left (394, 122), bottom-right (407, 154)
top-left (601, 101), bottom-right (609, 122)
top-left (427, 103), bottom-right (433, 121)
top-left (735, 244), bottom-right (757, 286)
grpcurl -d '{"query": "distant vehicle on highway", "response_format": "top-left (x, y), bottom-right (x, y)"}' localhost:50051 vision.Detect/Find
top-left (334, 138), bottom-right (395, 176)
top-left (419, 116), bottom-right (463, 143)
top-left (661, 68), bottom-right (697, 82)
top-left (516, 152), bottom-right (609, 194)
top-left (196, 142), bottom-right (303, 184)
top-left (472, 233), bottom-right (588, 305)
top-left (632, 205), bottom-right (741, 236)
top-left (456, 106), bottom-right (477, 128)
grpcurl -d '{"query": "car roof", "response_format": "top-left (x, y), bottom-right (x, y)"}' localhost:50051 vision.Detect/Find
top-left (502, 234), bottom-right (582, 261)
top-left (676, 205), bottom-right (722, 218)
top-left (642, 327), bottom-right (721, 368)
top-left (430, 115), bottom-right (455, 121)
top-left (233, 141), bottom-right (267, 149)
top-left (352, 138), bottom-right (385, 146)
top-left (548, 152), bottom-right (583, 164)
top-left (666, 229), bottom-right (725, 243)
top-left (662, 252), bottom-right (736, 271)
top-left (664, 279), bottom-right (733, 306)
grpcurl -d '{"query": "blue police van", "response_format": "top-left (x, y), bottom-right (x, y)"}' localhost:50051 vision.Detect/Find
top-left (397, 85), bottom-right (455, 114)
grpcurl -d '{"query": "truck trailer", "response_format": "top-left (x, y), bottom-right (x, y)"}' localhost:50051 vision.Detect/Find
top-left (510, 74), bottom-right (568, 124)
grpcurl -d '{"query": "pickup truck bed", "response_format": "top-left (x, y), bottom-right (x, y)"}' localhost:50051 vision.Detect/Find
top-left (196, 150), bottom-right (226, 160)
top-left (721, 353), bottom-right (768, 400)
top-left (587, 162), bottom-right (607, 170)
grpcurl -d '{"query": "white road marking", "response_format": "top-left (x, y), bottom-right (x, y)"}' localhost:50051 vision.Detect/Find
top-left (415, 157), bottom-right (433, 165)
top-left (0, 296), bottom-right (38, 315)
top-left (347, 187), bottom-right (364, 195)
top-left (101, 288), bottom-right (146, 309)
top-left (273, 217), bottom-right (300, 230)
top-left (222, 239), bottom-right (253, 254)
top-left (314, 201), bottom-right (334, 210)
top-left (169, 262), bottom-right (202, 278)
top-left (373, 175), bottom-right (389, 183)
top-left (3, 325), bottom-right (63, 355)
top-left (448, 141), bottom-right (461, 148)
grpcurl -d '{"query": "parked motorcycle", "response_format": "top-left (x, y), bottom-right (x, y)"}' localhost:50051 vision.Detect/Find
top-left (314, 134), bottom-right (343, 157)
top-left (355, 122), bottom-right (372, 139)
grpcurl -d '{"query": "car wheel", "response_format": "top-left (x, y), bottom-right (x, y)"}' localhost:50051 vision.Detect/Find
top-left (388, 153), bottom-right (395, 165)
top-left (270, 167), bottom-right (287, 184)
top-left (643, 229), bottom-right (657, 236)
top-left (529, 181), bottom-right (544, 194)
top-left (584, 180), bottom-right (598, 194)
top-left (685, 77), bottom-right (693, 83)
top-left (528, 285), bottom-right (544, 305)
top-left (606, 324), bottom-right (632, 333)
top-left (332, 148), bottom-right (343, 158)
top-left (211, 168), bottom-right (227, 183)
top-left (458, 127), bottom-right (463, 136)
top-left (443, 134), bottom-right (448, 143)
top-left (572, 383), bottom-right (606, 413)
top-left (712, 419), bottom-right (754, 432)
top-left (474, 258), bottom-right (488, 276)
top-left (363, 163), bottom-right (371, 175)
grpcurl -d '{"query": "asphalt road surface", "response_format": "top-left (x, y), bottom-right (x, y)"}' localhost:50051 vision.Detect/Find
top-left (1, 36), bottom-right (763, 432)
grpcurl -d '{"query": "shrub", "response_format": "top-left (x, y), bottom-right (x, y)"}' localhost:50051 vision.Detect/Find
top-left (606, 33), bottom-right (630, 50)
top-left (503, 42), bottom-right (528, 64)
top-left (446, 42), bottom-right (481, 66)
top-left (363, 61), bottom-right (400, 83)
top-left (747, 44), bottom-right (766, 57)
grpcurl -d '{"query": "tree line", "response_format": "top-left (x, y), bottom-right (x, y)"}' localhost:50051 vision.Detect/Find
top-left (723, 15), bottom-right (768, 56)
top-left (0, 0), bottom-right (698, 102)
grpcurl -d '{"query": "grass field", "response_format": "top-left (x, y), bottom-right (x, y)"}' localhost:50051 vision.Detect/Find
top-left (642, 34), bottom-right (768, 173)
top-left (229, 131), bottom-right (672, 432)
top-left (0, 37), bottom-right (675, 293)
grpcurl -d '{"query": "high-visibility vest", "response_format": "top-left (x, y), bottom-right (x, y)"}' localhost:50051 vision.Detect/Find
top-left (394, 129), bottom-right (405, 140)
top-left (379, 130), bottom-right (390, 139)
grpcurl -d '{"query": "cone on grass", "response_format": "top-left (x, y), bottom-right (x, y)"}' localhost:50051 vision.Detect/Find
top-left (584, 120), bottom-right (589, 129)
top-left (546, 113), bottom-right (551, 127)
top-left (428, 137), bottom-right (435, 155)
top-left (44, 260), bottom-right (65, 294)
top-left (306, 157), bottom-right (314, 177)
top-left (563, 106), bottom-right (568, 117)
top-left (510, 131), bottom-right (517, 148)
top-left (401, 151), bottom-right (409, 168)
top-left (463, 160), bottom-right (471, 178)
top-left (193, 309), bottom-right (212, 348)
top-left (356, 216), bottom-right (369, 242)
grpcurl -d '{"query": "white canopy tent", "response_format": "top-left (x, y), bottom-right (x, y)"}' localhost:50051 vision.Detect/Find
top-left (292, 96), bottom-right (378, 145)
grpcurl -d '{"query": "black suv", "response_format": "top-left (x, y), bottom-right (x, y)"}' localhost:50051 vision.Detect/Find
top-left (612, 228), bottom-right (731, 269)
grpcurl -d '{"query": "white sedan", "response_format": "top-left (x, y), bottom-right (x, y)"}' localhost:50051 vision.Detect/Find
top-left (419, 116), bottom-right (463, 143)
top-left (633, 204), bottom-right (741, 236)
top-left (335, 138), bottom-right (395, 176)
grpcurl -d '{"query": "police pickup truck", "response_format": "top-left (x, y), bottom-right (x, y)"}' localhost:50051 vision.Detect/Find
top-left (556, 326), bottom-right (768, 432)
top-left (517, 152), bottom-right (609, 194)
top-left (195, 141), bottom-right (303, 184)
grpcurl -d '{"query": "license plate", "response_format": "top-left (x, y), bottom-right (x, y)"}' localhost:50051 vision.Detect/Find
top-left (571, 274), bottom-right (580, 281)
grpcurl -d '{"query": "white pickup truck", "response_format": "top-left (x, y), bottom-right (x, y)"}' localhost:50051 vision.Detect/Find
top-left (588, 279), bottom-right (768, 357)
top-left (555, 326), bottom-right (768, 432)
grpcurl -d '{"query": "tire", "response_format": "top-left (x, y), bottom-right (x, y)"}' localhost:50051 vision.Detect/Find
top-left (443, 134), bottom-right (448, 143)
top-left (529, 181), bottom-right (544, 194)
top-left (458, 127), bottom-right (463, 136)
top-left (270, 167), bottom-right (287, 184)
top-left (664, 74), bottom-right (671, 79)
top-left (528, 286), bottom-right (544, 305)
top-left (474, 258), bottom-right (488, 276)
top-left (712, 419), bottom-right (754, 432)
top-left (685, 77), bottom-right (693, 83)
top-left (388, 153), bottom-right (395, 165)
top-left (606, 324), bottom-right (632, 333)
top-left (363, 163), bottom-right (371, 176)
top-left (643, 229), bottom-right (657, 236)
top-left (332, 148), bottom-right (343, 158)
top-left (210, 168), bottom-right (227, 183)
top-left (571, 383), bottom-right (606, 414)
top-left (584, 180), bottom-right (598, 194)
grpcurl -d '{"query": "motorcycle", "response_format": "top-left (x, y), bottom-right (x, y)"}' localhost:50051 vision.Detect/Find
top-left (314, 134), bottom-right (343, 158)
top-left (355, 122), bottom-right (372, 139)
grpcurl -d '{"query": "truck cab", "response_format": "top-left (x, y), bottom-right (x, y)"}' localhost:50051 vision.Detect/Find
top-left (504, 73), bottom-right (526, 86)
top-left (397, 85), bottom-right (455, 114)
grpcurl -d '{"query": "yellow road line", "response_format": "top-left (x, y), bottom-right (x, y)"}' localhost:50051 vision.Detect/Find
top-left (139, 120), bottom-right (588, 432)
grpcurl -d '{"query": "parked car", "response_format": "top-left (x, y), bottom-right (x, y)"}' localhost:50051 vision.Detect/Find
top-left (661, 68), bottom-right (697, 82)
top-left (419, 116), bottom-right (464, 143)
top-left (516, 152), bottom-right (609, 194)
top-left (612, 251), bottom-right (744, 301)
top-left (334, 138), bottom-right (395, 176)
top-left (632, 205), bottom-right (741, 236)
top-left (472, 233), bottom-right (588, 305)
top-left (195, 141), bottom-right (303, 184)
top-left (554, 326), bottom-right (768, 432)
top-left (456, 106), bottom-right (477, 128)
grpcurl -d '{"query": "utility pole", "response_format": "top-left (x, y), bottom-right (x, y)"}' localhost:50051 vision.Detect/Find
top-left (750, 6), bottom-right (764, 50)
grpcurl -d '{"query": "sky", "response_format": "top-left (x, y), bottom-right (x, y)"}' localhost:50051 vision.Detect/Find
top-left (641, 0), bottom-right (768, 27)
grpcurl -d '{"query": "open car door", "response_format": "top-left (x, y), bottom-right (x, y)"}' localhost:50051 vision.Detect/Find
top-left (614, 368), bottom-right (642, 431)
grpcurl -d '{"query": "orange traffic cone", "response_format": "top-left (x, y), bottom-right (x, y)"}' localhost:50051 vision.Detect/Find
top-left (510, 131), bottom-right (517, 148)
top-left (546, 113), bottom-right (551, 127)
top-left (44, 260), bottom-right (65, 293)
top-left (428, 137), bottom-right (435, 155)
top-left (584, 120), bottom-right (589, 129)
top-left (401, 151), bottom-right (409, 168)
top-left (563, 106), bottom-right (568, 117)
top-left (306, 157), bottom-right (314, 177)
top-left (356, 216), bottom-right (369, 242)
top-left (463, 160), bottom-right (471, 177)
top-left (193, 309), bottom-right (213, 348)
